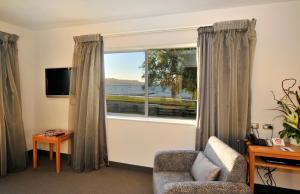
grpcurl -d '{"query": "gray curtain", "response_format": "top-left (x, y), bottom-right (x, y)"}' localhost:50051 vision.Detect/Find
top-left (69, 34), bottom-right (108, 171)
top-left (195, 19), bottom-right (257, 152)
top-left (0, 31), bottom-right (27, 176)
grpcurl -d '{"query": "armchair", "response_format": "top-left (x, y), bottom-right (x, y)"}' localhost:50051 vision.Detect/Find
top-left (153, 136), bottom-right (251, 194)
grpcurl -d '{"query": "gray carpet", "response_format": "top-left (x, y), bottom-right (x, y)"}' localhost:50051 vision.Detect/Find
top-left (0, 154), bottom-right (153, 194)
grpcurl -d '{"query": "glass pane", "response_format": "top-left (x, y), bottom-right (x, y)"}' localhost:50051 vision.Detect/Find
top-left (105, 52), bottom-right (145, 115)
top-left (147, 48), bottom-right (197, 119)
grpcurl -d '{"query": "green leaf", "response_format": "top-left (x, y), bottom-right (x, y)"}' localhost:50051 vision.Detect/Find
top-left (296, 136), bottom-right (300, 144)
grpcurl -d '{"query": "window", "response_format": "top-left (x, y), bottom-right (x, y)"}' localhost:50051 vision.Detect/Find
top-left (105, 52), bottom-right (145, 115)
top-left (104, 47), bottom-right (197, 119)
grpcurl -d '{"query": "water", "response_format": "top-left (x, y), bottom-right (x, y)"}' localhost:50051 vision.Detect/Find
top-left (105, 84), bottom-right (193, 99)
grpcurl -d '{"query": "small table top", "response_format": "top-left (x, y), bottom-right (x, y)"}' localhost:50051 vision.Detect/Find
top-left (32, 131), bottom-right (73, 143)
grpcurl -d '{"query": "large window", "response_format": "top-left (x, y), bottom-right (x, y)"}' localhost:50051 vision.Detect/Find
top-left (104, 48), bottom-right (197, 119)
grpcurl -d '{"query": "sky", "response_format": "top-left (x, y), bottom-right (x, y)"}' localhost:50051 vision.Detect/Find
top-left (104, 52), bottom-right (145, 82)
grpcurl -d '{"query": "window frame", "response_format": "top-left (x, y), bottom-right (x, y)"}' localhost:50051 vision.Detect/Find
top-left (104, 46), bottom-right (197, 121)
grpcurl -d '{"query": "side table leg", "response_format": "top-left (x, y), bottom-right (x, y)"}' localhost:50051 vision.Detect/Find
top-left (249, 152), bottom-right (255, 194)
top-left (56, 143), bottom-right (60, 174)
top-left (33, 139), bottom-right (37, 169)
top-left (49, 143), bottom-right (53, 160)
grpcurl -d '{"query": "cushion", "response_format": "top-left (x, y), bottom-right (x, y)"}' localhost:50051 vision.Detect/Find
top-left (153, 172), bottom-right (194, 194)
top-left (204, 136), bottom-right (246, 182)
top-left (190, 152), bottom-right (220, 181)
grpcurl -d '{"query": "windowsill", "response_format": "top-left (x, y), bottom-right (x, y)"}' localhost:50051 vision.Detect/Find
top-left (106, 114), bottom-right (196, 126)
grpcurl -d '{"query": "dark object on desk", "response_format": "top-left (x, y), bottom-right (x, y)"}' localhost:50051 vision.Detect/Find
top-left (261, 157), bottom-right (300, 166)
top-left (41, 129), bottom-right (66, 137)
top-left (249, 133), bottom-right (268, 146)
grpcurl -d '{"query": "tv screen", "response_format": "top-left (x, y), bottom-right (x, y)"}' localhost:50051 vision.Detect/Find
top-left (45, 68), bottom-right (71, 97)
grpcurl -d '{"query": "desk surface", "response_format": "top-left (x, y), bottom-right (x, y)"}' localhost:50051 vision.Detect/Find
top-left (248, 144), bottom-right (300, 159)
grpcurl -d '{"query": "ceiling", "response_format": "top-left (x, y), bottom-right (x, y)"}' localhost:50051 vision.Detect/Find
top-left (0, 0), bottom-right (293, 30)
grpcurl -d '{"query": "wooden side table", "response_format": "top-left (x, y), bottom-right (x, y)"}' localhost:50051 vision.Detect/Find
top-left (32, 132), bottom-right (73, 173)
top-left (246, 143), bottom-right (300, 194)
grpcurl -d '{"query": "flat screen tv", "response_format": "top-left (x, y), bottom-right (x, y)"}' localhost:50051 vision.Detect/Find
top-left (45, 68), bottom-right (71, 97)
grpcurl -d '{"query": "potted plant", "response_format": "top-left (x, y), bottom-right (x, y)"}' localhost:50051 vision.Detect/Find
top-left (272, 78), bottom-right (300, 145)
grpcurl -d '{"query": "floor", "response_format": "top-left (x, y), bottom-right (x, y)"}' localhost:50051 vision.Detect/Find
top-left (1, 153), bottom-right (298, 194)
top-left (254, 184), bottom-right (300, 194)
top-left (0, 154), bottom-right (153, 194)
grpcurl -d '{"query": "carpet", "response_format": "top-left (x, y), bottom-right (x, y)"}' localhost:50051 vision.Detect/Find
top-left (0, 154), bottom-right (153, 194)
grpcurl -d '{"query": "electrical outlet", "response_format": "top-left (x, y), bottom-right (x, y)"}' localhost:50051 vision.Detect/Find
top-left (262, 124), bottom-right (273, 130)
top-left (251, 123), bottom-right (259, 129)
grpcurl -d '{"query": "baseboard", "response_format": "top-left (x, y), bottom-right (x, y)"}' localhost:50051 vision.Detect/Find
top-left (108, 161), bottom-right (153, 173)
top-left (254, 184), bottom-right (300, 194)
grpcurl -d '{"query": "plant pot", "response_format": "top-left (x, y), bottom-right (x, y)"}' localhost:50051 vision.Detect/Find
top-left (290, 137), bottom-right (300, 146)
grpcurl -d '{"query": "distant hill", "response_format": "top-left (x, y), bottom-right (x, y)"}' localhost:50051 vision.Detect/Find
top-left (105, 78), bottom-right (144, 85)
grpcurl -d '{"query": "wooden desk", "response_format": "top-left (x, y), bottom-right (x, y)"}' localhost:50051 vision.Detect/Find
top-left (247, 144), bottom-right (300, 194)
top-left (32, 132), bottom-right (73, 173)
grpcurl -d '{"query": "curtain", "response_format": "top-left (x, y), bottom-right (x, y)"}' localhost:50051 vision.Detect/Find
top-left (0, 31), bottom-right (27, 176)
top-left (195, 19), bottom-right (257, 152)
top-left (69, 34), bottom-right (108, 171)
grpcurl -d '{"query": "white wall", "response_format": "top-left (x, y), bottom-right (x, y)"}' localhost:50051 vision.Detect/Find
top-left (107, 118), bottom-right (195, 167)
top-left (0, 21), bottom-right (36, 150)
top-left (2, 0), bottom-right (300, 190)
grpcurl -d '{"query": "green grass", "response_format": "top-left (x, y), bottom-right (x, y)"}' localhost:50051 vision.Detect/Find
top-left (106, 95), bottom-right (196, 109)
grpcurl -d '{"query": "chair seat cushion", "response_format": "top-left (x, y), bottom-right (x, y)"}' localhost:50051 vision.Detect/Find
top-left (190, 152), bottom-right (220, 181)
top-left (153, 172), bottom-right (194, 194)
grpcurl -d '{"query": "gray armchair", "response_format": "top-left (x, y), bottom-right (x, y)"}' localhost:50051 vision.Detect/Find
top-left (153, 136), bottom-right (251, 194)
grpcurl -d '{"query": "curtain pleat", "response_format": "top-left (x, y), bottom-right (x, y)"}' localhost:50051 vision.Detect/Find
top-left (69, 34), bottom-right (108, 171)
top-left (196, 26), bottom-right (216, 150)
top-left (195, 19), bottom-right (257, 152)
top-left (0, 31), bottom-right (27, 176)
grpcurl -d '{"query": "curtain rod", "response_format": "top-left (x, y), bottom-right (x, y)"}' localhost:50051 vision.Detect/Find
top-left (101, 18), bottom-right (255, 38)
top-left (102, 25), bottom-right (202, 38)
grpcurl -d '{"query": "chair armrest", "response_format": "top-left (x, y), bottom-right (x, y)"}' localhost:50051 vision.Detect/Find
top-left (164, 181), bottom-right (251, 194)
top-left (153, 150), bottom-right (199, 172)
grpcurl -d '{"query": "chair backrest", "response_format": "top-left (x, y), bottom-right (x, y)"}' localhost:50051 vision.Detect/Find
top-left (203, 136), bottom-right (246, 183)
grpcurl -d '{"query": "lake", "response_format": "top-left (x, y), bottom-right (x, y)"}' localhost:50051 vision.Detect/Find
top-left (105, 84), bottom-right (193, 99)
